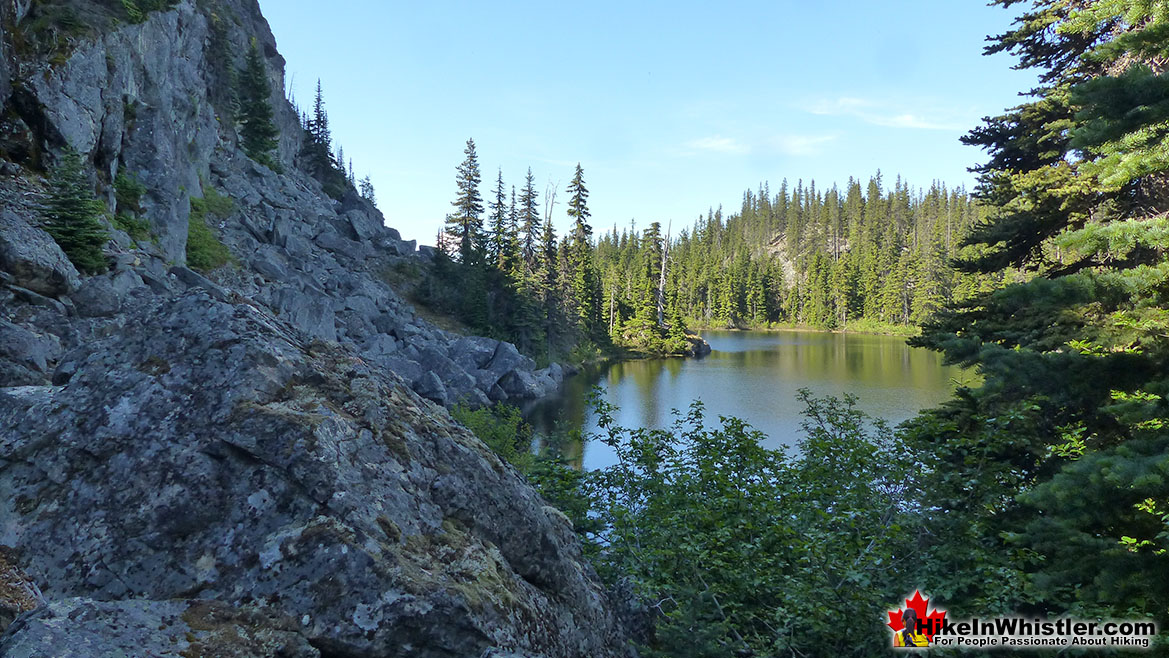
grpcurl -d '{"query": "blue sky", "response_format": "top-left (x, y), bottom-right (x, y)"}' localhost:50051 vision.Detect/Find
top-left (258, 1), bottom-right (1036, 245)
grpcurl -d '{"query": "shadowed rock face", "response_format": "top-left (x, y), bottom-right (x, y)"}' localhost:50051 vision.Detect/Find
top-left (0, 291), bottom-right (628, 657)
top-left (0, 1), bottom-right (624, 652)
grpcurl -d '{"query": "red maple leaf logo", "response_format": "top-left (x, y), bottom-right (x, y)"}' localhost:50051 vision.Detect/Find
top-left (888, 590), bottom-right (947, 641)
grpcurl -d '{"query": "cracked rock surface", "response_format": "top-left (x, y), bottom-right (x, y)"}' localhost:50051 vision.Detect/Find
top-left (0, 291), bottom-right (628, 657)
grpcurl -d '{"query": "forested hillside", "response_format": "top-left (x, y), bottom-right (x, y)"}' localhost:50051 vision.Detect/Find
top-left (418, 156), bottom-right (1002, 360)
top-left (597, 175), bottom-right (999, 335)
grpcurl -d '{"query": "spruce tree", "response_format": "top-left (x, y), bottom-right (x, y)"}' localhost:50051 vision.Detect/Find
top-left (237, 39), bottom-right (280, 171)
top-left (565, 163), bottom-right (603, 340)
top-left (444, 138), bottom-right (485, 264)
top-left (488, 167), bottom-right (508, 269)
top-left (302, 80), bottom-right (335, 179)
top-left (518, 168), bottom-right (540, 269)
top-left (540, 214), bottom-right (559, 338)
top-left (41, 146), bottom-right (108, 274)
top-left (503, 185), bottom-right (520, 273)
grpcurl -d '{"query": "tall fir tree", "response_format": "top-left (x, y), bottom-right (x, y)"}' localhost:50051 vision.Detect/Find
top-left (302, 80), bottom-right (333, 176)
top-left (565, 163), bottom-right (603, 340)
top-left (444, 138), bottom-right (485, 264)
top-left (518, 168), bottom-right (540, 269)
top-left (487, 168), bottom-right (508, 269)
top-left (237, 39), bottom-right (280, 171)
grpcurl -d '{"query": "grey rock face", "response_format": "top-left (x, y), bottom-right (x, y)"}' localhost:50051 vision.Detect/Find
top-left (70, 276), bottom-right (121, 317)
top-left (0, 598), bottom-right (319, 658)
top-left (1, 0), bottom-right (561, 409)
top-left (0, 209), bottom-right (80, 297)
top-left (0, 291), bottom-right (628, 657)
top-left (0, 3), bottom-right (610, 650)
top-left (0, 3), bottom-right (11, 118)
top-left (0, 320), bottom-right (59, 385)
top-left (21, 2), bottom-right (221, 264)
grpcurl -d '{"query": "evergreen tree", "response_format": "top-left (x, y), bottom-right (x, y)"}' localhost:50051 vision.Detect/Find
top-left (503, 186), bottom-right (520, 273)
top-left (565, 164), bottom-right (603, 340)
top-left (237, 39), bottom-right (280, 171)
top-left (540, 213), bottom-right (560, 341)
top-left (41, 146), bottom-right (108, 274)
top-left (359, 176), bottom-right (376, 204)
top-left (488, 168), bottom-right (508, 269)
top-left (300, 80), bottom-right (349, 198)
top-left (907, 0), bottom-right (1169, 623)
top-left (302, 80), bottom-right (333, 176)
top-left (445, 138), bottom-right (485, 264)
top-left (518, 168), bottom-right (540, 269)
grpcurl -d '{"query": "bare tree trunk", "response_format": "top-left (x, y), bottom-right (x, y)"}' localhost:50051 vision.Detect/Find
top-left (657, 222), bottom-right (670, 327)
top-left (609, 285), bottom-right (616, 334)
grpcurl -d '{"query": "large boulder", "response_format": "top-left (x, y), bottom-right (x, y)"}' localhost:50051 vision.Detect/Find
top-left (0, 209), bottom-right (81, 297)
top-left (0, 291), bottom-right (628, 658)
top-left (70, 276), bottom-right (121, 317)
top-left (0, 320), bottom-right (61, 386)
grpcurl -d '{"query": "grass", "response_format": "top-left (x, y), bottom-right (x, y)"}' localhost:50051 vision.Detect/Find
top-left (114, 170), bottom-right (146, 212)
top-left (113, 212), bottom-right (151, 242)
top-left (186, 185), bottom-right (234, 271)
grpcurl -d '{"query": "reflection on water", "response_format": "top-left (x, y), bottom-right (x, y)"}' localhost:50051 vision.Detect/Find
top-left (524, 330), bottom-right (973, 471)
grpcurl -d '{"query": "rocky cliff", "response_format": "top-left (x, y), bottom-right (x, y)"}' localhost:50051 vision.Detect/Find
top-left (0, 0), bottom-right (564, 407)
top-left (0, 0), bottom-right (629, 655)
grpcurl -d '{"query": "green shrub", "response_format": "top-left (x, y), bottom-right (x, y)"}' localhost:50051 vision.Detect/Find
top-left (120, 0), bottom-right (144, 23)
top-left (119, 0), bottom-right (174, 24)
top-left (113, 213), bottom-right (151, 242)
top-left (451, 403), bottom-right (532, 468)
top-left (113, 170), bottom-right (146, 212)
top-left (586, 391), bottom-right (919, 657)
top-left (186, 186), bottom-right (234, 271)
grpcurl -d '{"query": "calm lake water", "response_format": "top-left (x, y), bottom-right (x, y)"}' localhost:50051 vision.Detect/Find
top-left (525, 330), bottom-right (973, 471)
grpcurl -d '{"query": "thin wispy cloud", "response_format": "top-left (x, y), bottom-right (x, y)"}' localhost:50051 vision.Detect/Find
top-left (767, 134), bottom-right (837, 156)
top-left (682, 133), bottom-right (836, 158)
top-left (687, 135), bottom-right (749, 155)
top-left (805, 97), bottom-right (968, 131)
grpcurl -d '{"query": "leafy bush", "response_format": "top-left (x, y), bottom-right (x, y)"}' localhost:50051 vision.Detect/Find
top-left (451, 403), bottom-right (533, 468)
top-left (120, 0), bottom-right (144, 23)
top-left (585, 391), bottom-right (919, 657)
top-left (120, 0), bottom-right (176, 24)
top-left (451, 403), bottom-right (601, 540)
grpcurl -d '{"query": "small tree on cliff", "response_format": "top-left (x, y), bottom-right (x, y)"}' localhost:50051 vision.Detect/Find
top-left (237, 39), bottom-right (281, 172)
top-left (41, 146), bottom-right (108, 274)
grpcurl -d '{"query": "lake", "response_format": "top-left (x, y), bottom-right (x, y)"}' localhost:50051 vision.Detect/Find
top-left (524, 329), bottom-right (974, 471)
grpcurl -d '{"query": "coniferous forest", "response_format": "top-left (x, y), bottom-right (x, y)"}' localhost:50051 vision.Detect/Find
top-left (416, 146), bottom-right (1001, 359)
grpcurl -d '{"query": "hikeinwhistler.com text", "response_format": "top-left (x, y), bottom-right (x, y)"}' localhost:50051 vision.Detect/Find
top-left (923, 617), bottom-right (1157, 650)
